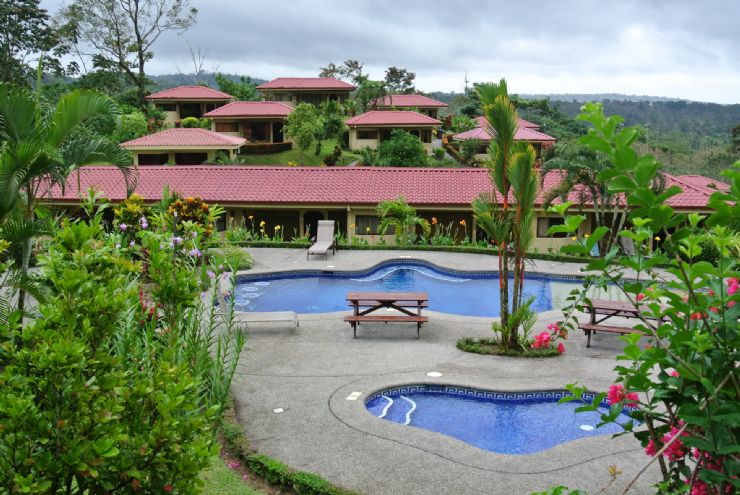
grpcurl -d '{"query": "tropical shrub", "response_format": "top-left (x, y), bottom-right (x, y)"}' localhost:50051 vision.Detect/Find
top-left (549, 105), bottom-right (739, 495)
top-left (433, 147), bottom-right (445, 160)
top-left (181, 116), bottom-right (200, 128)
top-left (450, 114), bottom-right (477, 133)
top-left (114, 110), bottom-right (148, 142)
top-left (375, 129), bottom-right (428, 166)
top-left (376, 196), bottom-right (430, 245)
top-left (323, 145), bottom-right (343, 166)
top-left (461, 139), bottom-right (483, 164)
top-left (166, 196), bottom-right (222, 239)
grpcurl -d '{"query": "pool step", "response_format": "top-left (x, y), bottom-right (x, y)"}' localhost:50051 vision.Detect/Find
top-left (383, 395), bottom-right (416, 425)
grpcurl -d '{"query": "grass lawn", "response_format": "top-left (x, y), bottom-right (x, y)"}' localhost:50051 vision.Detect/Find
top-left (237, 138), bottom-right (360, 166)
top-left (200, 456), bottom-right (265, 495)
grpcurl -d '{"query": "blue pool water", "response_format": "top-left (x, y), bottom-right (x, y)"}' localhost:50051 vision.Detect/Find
top-left (365, 386), bottom-right (632, 455)
top-left (234, 261), bottom-right (586, 317)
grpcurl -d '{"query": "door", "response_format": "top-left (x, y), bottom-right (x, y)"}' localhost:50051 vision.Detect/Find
top-left (272, 122), bottom-right (284, 143)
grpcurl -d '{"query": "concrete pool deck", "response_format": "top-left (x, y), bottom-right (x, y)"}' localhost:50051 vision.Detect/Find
top-left (230, 248), bottom-right (661, 495)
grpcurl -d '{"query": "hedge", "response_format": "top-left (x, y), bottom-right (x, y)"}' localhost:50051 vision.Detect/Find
top-left (220, 407), bottom-right (360, 495)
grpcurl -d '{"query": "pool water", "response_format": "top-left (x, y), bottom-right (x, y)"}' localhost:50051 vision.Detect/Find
top-left (365, 386), bottom-right (632, 455)
top-left (233, 262), bottom-right (603, 317)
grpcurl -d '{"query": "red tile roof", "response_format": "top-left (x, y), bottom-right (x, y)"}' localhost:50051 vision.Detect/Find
top-left (145, 86), bottom-right (233, 100)
top-left (46, 166), bottom-right (722, 210)
top-left (474, 116), bottom-right (540, 130)
top-left (204, 101), bottom-right (293, 118)
top-left (121, 128), bottom-right (246, 149)
top-left (346, 111), bottom-right (442, 126)
top-left (455, 116), bottom-right (555, 142)
top-left (256, 77), bottom-right (356, 90)
top-left (374, 94), bottom-right (447, 108)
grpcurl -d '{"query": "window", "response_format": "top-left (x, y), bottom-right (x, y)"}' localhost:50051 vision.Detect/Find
top-left (215, 121), bottom-right (239, 132)
top-left (536, 217), bottom-right (568, 238)
top-left (421, 130), bottom-right (432, 143)
top-left (355, 215), bottom-right (393, 235)
top-left (357, 130), bottom-right (378, 140)
top-left (215, 213), bottom-right (227, 231)
top-left (157, 103), bottom-right (176, 112)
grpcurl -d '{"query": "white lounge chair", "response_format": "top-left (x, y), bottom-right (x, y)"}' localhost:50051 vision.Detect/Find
top-left (307, 220), bottom-right (336, 260)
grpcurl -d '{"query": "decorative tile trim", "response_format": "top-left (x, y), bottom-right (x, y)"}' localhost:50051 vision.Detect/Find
top-left (236, 259), bottom-right (597, 285)
top-left (366, 384), bottom-right (605, 407)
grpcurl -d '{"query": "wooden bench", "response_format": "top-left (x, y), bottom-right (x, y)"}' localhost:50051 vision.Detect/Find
top-left (344, 315), bottom-right (429, 339)
top-left (579, 323), bottom-right (642, 348)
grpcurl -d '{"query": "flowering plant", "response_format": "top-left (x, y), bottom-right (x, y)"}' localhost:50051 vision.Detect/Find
top-left (550, 105), bottom-right (739, 494)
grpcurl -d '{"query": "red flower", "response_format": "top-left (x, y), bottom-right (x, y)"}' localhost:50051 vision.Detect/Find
top-left (557, 342), bottom-right (565, 354)
top-left (636, 293), bottom-right (645, 302)
top-left (644, 439), bottom-right (658, 456)
top-left (163, 485), bottom-right (173, 492)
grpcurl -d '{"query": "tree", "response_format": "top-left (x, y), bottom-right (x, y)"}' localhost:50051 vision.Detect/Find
top-left (353, 79), bottom-right (387, 113)
top-left (0, 84), bottom-right (132, 318)
top-left (0, 0), bottom-right (74, 85)
top-left (384, 66), bottom-right (416, 94)
top-left (60, 0), bottom-right (198, 108)
top-left (319, 100), bottom-right (345, 142)
top-left (319, 59), bottom-right (366, 84)
top-left (376, 196), bottom-right (430, 245)
top-left (472, 79), bottom-right (539, 350)
top-left (541, 142), bottom-right (629, 255)
top-left (215, 73), bottom-right (259, 101)
top-left (284, 103), bottom-right (322, 164)
top-left (375, 129), bottom-right (428, 167)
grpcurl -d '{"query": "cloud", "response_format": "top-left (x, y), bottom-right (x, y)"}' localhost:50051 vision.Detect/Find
top-left (42, 0), bottom-right (740, 102)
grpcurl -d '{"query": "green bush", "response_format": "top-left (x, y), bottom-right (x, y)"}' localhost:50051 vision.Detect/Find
top-left (433, 147), bottom-right (445, 160)
top-left (114, 111), bottom-right (148, 142)
top-left (199, 117), bottom-right (212, 129)
top-left (291, 472), bottom-right (336, 495)
top-left (181, 116), bottom-right (201, 128)
top-left (246, 454), bottom-right (291, 485)
top-left (375, 129), bottom-right (428, 166)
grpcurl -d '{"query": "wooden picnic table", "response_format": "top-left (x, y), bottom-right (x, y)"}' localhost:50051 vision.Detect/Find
top-left (344, 291), bottom-right (429, 339)
top-left (581, 299), bottom-right (665, 348)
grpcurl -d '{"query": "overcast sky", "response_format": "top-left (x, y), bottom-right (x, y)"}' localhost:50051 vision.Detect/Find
top-left (43, 0), bottom-right (740, 103)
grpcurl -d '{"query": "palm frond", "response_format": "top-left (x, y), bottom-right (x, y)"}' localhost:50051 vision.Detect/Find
top-left (0, 85), bottom-right (37, 141)
top-left (49, 90), bottom-right (121, 147)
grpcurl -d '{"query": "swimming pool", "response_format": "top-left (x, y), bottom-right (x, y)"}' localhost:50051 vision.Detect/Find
top-left (233, 260), bottom-right (620, 317)
top-left (365, 385), bottom-right (632, 455)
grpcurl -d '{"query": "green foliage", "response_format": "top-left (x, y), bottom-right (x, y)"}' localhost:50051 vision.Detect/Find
top-left (181, 116), bottom-right (201, 128)
top-left (433, 147), bottom-right (445, 160)
top-left (114, 110), bottom-right (148, 142)
top-left (215, 73), bottom-right (259, 101)
top-left (285, 103), bottom-right (322, 163)
top-left (472, 79), bottom-right (539, 350)
top-left (550, 106), bottom-right (739, 494)
top-left (0, 0), bottom-right (74, 86)
top-left (353, 80), bottom-right (387, 112)
top-left (318, 59), bottom-right (366, 85)
top-left (375, 129), bottom-right (428, 166)
top-left (384, 66), bottom-right (416, 94)
top-left (0, 215), bottom-right (221, 494)
top-left (460, 139), bottom-right (482, 164)
top-left (450, 114), bottom-right (477, 133)
top-left (323, 145), bottom-right (343, 166)
top-left (457, 337), bottom-right (560, 358)
top-left (376, 196), bottom-right (431, 245)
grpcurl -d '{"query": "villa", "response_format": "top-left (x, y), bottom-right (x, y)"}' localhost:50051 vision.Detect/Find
top-left (145, 85), bottom-right (233, 125)
top-left (203, 101), bottom-right (294, 149)
top-left (256, 77), bottom-right (356, 106)
top-left (46, 166), bottom-right (723, 249)
top-left (346, 111), bottom-right (442, 153)
top-left (373, 94), bottom-right (448, 118)
top-left (120, 128), bottom-right (246, 165)
top-left (452, 116), bottom-right (556, 160)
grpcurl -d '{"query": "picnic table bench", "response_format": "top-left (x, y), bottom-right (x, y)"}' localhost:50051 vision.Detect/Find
top-left (345, 291), bottom-right (429, 339)
top-left (580, 299), bottom-right (663, 347)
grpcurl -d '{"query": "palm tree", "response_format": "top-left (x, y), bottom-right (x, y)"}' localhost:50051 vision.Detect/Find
top-left (376, 196), bottom-right (430, 245)
top-left (0, 84), bottom-right (133, 316)
top-left (541, 142), bottom-right (625, 255)
top-left (472, 79), bottom-right (539, 349)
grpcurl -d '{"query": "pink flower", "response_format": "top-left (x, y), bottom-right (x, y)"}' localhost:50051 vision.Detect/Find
top-left (557, 342), bottom-right (565, 354)
top-left (207, 270), bottom-right (216, 279)
top-left (644, 439), bottom-right (658, 456)
top-left (242, 474), bottom-right (249, 481)
top-left (669, 370), bottom-right (680, 377)
top-left (636, 293), bottom-right (645, 302)
top-left (531, 331), bottom-right (551, 349)
top-left (662, 423), bottom-right (689, 461)
top-left (119, 223), bottom-right (127, 231)
top-left (625, 392), bottom-right (639, 407)
top-left (547, 322), bottom-right (560, 332)
top-left (227, 460), bottom-right (240, 470)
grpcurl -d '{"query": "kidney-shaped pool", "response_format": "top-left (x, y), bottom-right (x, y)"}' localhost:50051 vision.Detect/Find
top-left (365, 385), bottom-right (634, 455)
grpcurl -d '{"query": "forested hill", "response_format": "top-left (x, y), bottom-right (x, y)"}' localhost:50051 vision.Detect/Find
top-left (549, 99), bottom-right (740, 139)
